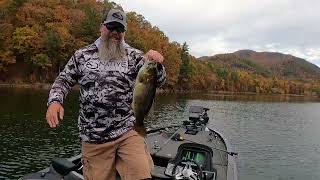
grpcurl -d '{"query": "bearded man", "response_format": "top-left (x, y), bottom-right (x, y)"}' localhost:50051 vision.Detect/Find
top-left (46, 8), bottom-right (166, 180)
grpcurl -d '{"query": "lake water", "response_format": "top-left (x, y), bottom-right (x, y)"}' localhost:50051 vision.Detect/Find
top-left (0, 88), bottom-right (319, 180)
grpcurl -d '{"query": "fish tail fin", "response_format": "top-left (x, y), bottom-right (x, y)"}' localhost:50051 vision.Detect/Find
top-left (134, 125), bottom-right (147, 137)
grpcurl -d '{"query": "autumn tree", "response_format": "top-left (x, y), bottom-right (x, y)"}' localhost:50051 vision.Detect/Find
top-left (0, 0), bottom-right (319, 95)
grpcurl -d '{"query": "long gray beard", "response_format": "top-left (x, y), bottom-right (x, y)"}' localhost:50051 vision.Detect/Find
top-left (98, 37), bottom-right (126, 61)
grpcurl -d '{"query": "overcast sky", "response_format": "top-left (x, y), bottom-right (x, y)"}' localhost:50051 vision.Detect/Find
top-left (111, 0), bottom-right (320, 67)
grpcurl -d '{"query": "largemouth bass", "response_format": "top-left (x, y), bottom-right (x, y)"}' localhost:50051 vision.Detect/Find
top-left (133, 60), bottom-right (158, 136)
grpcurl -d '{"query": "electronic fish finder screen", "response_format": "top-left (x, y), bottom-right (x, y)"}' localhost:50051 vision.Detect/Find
top-left (181, 149), bottom-right (206, 166)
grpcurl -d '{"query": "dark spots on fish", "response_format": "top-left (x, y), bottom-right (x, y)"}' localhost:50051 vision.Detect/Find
top-left (138, 74), bottom-right (147, 83)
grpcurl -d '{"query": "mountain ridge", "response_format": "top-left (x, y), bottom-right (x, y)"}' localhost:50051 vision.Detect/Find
top-left (198, 50), bottom-right (320, 80)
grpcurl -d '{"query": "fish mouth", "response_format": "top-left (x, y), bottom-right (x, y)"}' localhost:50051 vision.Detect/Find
top-left (145, 59), bottom-right (157, 66)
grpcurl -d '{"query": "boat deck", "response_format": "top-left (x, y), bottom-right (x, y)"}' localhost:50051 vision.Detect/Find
top-left (145, 126), bottom-right (228, 180)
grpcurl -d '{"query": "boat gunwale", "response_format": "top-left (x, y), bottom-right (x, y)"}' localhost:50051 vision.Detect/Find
top-left (208, 127), bottom-right (239, 180)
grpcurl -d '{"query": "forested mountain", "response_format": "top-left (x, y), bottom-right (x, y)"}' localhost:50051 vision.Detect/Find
top-left (200, 50), bottom-right (320, 79)
top-left (0, 0), bottom-right (319, 96)
top-left (0, 0), bottom-right (183, 88)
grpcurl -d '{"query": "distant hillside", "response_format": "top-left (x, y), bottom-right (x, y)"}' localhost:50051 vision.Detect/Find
top-left (1, 0), bottom-right (320, 95)
top-left (199, 50), bottom-right (320, 80)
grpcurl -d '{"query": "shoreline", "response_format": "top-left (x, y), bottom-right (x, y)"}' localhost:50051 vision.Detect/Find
top-left (0, 83), bottom-right (53, 89)
top-left (0, 83), bottom-right (319, 98)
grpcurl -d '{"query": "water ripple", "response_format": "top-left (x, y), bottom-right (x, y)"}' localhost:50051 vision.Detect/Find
top-left (1, 91), bottom-right (320, 179)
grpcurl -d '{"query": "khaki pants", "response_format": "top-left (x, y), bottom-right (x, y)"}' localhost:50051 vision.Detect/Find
top-left (82, 130), bottom-right (154, 180)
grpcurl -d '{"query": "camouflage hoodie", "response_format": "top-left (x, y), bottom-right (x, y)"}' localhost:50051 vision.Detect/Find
top-left (47, 38), bottom-right (166, 143)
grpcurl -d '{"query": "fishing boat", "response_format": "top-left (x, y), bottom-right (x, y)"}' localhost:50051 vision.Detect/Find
top-left (21, 106), bottom-right (238, 180)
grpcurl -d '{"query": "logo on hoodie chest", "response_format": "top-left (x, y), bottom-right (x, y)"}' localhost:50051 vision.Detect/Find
top-left (85, 59), bottom-right (129, 73)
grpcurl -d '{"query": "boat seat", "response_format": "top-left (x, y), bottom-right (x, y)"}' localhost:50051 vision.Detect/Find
top-left (51, 158), bottom-right (78, 176)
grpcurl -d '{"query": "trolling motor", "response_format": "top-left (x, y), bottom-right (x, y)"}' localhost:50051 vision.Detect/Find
top-left (184, 106), bottom-right (210, 135)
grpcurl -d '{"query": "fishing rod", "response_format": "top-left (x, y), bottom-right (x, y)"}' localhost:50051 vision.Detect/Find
top-left (146, 124), bottom-right (181, 134)
top-left (151, 125), bottom-right (183, 156)
top-left (149, 125), bottom-right (238, 156)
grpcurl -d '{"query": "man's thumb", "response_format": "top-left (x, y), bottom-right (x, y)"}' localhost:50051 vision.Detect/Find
top-left (59, 107), bottom-right (64, 120)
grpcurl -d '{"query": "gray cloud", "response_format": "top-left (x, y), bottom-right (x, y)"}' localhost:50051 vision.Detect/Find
top-left (112, 0), bottom-right (320, 67)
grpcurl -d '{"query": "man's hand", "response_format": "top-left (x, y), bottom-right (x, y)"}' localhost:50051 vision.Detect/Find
top-left (144, 50), bottom-right (164, 64)
top-left (46, 102), bottom-right (64, 128)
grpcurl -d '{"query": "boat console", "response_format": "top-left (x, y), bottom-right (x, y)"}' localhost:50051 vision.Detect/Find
top-left (164, 143), bottom-right (216, 180)
top-left (149, 106), bottom-right (218, 180)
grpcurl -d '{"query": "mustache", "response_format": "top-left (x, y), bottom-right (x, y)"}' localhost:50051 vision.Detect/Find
top-left (108, 32), bottom-right (122, 41)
